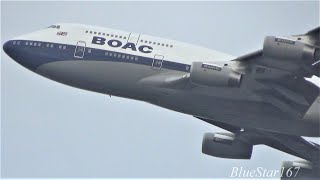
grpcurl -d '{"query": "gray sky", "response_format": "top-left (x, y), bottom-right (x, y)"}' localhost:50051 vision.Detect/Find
top-left (1, 0), bottom-right (319, 178)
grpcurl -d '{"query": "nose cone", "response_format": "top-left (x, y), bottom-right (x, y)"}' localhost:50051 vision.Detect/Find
top-left (3, 40), bottom-right (13, 57)
top-left (3, 40), bottom-right (39, 72)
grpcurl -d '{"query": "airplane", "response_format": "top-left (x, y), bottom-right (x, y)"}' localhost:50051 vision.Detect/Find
top-left (3, 23), bottom-right (320, 179)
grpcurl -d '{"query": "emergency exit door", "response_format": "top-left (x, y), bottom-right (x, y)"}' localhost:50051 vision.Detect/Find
top-left (152, 54), bottom-right (164, 70)
top-left (74, 41), bottom-right (86, 58)
top-left (127, 33), bottom-right (141, 45)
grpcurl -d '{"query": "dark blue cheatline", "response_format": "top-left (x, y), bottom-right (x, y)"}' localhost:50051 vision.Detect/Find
top-left (3, 40), bottom-right (191, 72)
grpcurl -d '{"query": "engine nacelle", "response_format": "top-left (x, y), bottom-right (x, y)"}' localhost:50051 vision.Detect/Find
top-left (202, 132), bottom-right (253, 159)
top-left (190, 62), bottom-right (242, 87)
top-left (281, 160), bottom-right (319, 179)
top-left (263, 36), bottom-right (320, 65)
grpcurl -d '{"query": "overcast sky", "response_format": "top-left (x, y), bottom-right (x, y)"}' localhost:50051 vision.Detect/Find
top-left (1, 0), bottom-right (319, 178)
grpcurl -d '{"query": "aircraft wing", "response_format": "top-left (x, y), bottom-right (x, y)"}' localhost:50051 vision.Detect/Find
top-left (234, 27), bottom-right (320, 78)
top-left (196, 116), bottom-right (320, 179)
top-left (195, 28), bottom-right (320, 178)
top-left (230, 27), bottom-right (320, 122)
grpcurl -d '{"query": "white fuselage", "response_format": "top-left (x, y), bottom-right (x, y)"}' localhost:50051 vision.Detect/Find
top-left (4, 23), bottom-right (320, 137)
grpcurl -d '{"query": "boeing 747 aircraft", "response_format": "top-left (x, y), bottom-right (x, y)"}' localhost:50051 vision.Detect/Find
top-left (3, 24), bottom-right (320, 178)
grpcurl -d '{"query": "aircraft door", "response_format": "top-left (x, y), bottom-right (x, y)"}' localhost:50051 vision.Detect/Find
top-left (127, 32), bottom-right (141, 45)
top-left (152, 54), bottom-right (164, 70)
top-left (74, 41), bottom-right (86, 58)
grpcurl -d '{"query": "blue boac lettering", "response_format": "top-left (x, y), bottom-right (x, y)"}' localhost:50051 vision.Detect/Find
top-left (92, 36), bottom-right (106, 45)
top-left (107, 39), bottom-right (122, 47)
top-left (91, 36), bottom-right (153, 53)
top-left (139, 45), bottom-right (153, 53)
top-left (122, 43), bottom-right (137, 51)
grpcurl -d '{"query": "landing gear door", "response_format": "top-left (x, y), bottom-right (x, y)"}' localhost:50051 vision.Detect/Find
top-left (74, 41), bottom-right (86, 58)
top-left (152, 54), bottom-right (164, 70)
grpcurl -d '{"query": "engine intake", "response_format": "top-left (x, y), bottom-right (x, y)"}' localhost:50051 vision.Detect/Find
top-left (202, 132), bottom-right (253, 159)
top-left (190, 62), bottom-right (242, 87)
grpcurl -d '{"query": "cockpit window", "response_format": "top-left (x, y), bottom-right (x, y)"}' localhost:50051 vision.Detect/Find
top-left (48, 25), bottom-right (60, 29)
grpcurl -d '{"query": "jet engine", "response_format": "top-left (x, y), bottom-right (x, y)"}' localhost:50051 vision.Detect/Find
top-left (202, 132), bottom-right (253, 159)
top-left (190, 62), bottom-right (242, 87)
top-left (281, 160), bottom-right (319, 179)
top-left (263, 36), bottom-right (320, 66)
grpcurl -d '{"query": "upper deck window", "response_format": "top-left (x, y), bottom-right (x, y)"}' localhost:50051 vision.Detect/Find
top-left (140, 39), bottom-right (173, 48)
top-left (85, 30), bottom-right (127, 40)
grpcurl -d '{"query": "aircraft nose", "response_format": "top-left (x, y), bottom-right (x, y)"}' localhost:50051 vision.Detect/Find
top-left (3, 40), bottom-right (40, 72)
top-left (3, 40), bottom-right (12, 56)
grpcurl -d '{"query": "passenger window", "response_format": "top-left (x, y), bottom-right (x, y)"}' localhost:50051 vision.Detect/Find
top-left (63, 46), bottom-right (66, 49)
top-left (50, 44), bottom-right (54, 48)
top-left (105, 52), bottom-right (108, 56)
top-left (98, 32), bottom-right (101, 35)
top-left (30, 42), bottom-right (33, 45)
